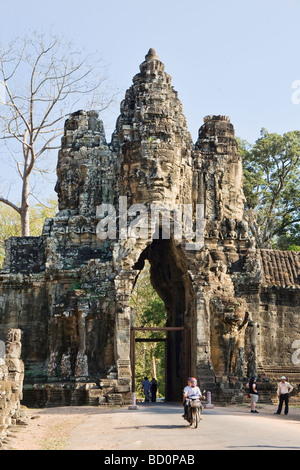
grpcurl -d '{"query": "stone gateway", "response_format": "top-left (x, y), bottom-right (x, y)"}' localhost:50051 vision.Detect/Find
top-left (0, 49), bottom-right (299, 406)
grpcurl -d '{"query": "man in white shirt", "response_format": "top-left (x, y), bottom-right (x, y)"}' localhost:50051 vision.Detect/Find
top-left (182, 377), bottom-right (204, 420)
top-left (274, 376), bottom-right (294, 415)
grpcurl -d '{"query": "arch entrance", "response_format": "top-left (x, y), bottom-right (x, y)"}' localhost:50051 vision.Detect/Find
top-left (130, 237), bottom-right (195, 401)
top-left (130, 326), bottom-right (191, 401)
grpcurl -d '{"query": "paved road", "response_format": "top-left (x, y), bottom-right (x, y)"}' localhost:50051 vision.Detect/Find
top-left (63, 402), bottom-right (300, 451)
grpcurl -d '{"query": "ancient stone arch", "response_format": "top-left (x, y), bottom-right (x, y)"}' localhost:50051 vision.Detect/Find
top-left (0, 49), bottom-right (299, 405)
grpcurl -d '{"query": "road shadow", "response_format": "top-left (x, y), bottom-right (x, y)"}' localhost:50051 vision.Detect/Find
top-left (118, 424), bottom-right (187, 430)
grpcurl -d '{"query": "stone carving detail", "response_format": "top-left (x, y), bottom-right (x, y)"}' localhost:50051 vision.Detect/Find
top-left (0, 50), bottom-right (299, 406)
top-left (0, 329), bottom-right (27, 448)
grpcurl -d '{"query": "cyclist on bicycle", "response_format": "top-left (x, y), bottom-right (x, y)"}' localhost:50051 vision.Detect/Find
top-left (182, 377), bottom-right (204, 420)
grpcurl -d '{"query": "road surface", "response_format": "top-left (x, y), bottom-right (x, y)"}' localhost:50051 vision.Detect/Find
top-left (8, 402), bottom-right (300, 451)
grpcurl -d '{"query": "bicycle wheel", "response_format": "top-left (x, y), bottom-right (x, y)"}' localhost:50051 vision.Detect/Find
top-left (194, 408), bottom-right (199, 428)
top-left (190, 408), bottom-right (197, 428)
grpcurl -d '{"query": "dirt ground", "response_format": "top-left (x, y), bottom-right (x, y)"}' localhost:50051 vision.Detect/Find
top-left (3, 405), bottom-right (90, 450)
top-left (3, 402), bottom-right (300, 451)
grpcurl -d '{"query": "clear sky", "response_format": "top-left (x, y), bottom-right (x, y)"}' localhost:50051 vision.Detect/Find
top-left (1, 0), bottom-right (300, 201)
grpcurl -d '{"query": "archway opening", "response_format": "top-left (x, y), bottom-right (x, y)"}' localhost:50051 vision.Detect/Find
top-left (131, 237), bottom-right (194, 401)
top-left (130, 261), bottom-right (167, 400)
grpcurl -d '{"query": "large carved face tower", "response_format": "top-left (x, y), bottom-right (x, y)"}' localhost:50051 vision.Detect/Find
top-left (113, 49), bottom-right (193, 207)
top-left (110, 51), bottom-right (198, 400)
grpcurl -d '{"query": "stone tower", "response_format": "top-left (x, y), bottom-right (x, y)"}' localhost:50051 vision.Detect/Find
top-left (113, 47), bottom-right (193, 207)
top-left (0, 50), bottom-right (299, 406)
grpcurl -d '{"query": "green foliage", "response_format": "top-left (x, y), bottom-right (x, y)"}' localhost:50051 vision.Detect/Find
top-left (131, 261), bottom-right (167, 398)
top-left (287, 245), bottom-right (300, 251)
top-left (0, 198), bottom-right (58, 266)
top-left (69, 280), bottom-right (82, 291)
top-left (273, 223), bottom-right (300, 250)
top-left (238, 130), bottom-right (300, 248)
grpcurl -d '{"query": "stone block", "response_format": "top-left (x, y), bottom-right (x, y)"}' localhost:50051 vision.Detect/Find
top-left (107, 393), bottom-right (123, 404)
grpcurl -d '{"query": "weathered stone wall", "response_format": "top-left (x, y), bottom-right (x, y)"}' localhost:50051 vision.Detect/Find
top-left (0, 329), bottom-right (27, 448)
top-left (2, 237), bottom-right (46, 274)
top-left (0, 49), bottom-right (299, 406)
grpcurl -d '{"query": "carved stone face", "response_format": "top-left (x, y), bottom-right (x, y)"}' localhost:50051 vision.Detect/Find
top-left (121, 143), bottom-right (182, 206)
top-left (116, 50), bottom-right (193, 208)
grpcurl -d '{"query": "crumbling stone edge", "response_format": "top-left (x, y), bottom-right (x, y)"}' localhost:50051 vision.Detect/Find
top-left (0, 329), bottom-right (28, 450)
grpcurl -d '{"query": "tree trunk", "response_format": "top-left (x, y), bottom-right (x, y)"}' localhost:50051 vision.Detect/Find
top-left (20, 204), bottom-right (30, 237)
top-left (20, 131), bottom-right (31, 236)
top-left (151, 353), bottom-right (157, 380)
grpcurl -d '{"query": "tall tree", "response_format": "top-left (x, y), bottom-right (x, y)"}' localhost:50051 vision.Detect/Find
top-left (0, 31), bottom-right (115, 236)
top-left (239, 129), bottom-right (300, 248)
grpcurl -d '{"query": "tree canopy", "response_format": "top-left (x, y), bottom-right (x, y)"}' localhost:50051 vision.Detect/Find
top-left (239, 129), bottom-right (300, 249)
top-left (0, 198), bottom-right (57, 267)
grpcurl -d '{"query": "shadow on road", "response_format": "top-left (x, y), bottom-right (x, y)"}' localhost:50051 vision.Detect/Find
top-left (118, 424), bottom-right (187, 430)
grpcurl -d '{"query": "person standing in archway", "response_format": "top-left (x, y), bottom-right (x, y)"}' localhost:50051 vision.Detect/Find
top-left (150, 378), bottom-right (158, 402)
top-left (142, 377), bottom-right (151, 402)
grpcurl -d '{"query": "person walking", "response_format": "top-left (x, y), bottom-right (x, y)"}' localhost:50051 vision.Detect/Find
top-left (150, 378), bottom-right (158, 402)
top-left (274, 376), bottom-right (294, 415)
top-left (248, 376), bottom-right (259, 413)
top-left (142, 377), bottom-right (151, 403)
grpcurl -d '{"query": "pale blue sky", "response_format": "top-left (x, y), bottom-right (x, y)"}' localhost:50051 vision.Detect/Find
top-left (1, 0), bottom-right (300, 201)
